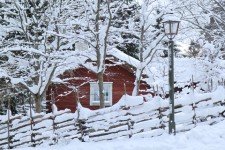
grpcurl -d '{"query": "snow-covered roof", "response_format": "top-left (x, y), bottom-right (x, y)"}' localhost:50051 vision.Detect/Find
top-left (108, 48), bottom-right (140, 68)
top-left (53, 49), bottom-right (139, 83)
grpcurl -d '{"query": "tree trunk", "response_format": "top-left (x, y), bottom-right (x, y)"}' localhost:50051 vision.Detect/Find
top-left (98, 71), bottom-right (105, 108)
top-left (132, 68), bottom-right (144, 96)
top-left (34, 94), bottom-right (42, 113)
top-left (0, 100), bottom-right (3, 115)
top-left (95, 0), bottom-right (105, 108)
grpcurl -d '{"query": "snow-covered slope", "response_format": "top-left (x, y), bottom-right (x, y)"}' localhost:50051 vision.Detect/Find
top-left (108, 49), bottom-right (225, 94)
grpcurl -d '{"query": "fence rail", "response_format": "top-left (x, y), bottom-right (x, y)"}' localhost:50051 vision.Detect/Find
top-left (0, 92), bottom-right (225, 149)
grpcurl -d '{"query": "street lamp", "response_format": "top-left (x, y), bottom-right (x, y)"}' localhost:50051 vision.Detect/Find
top-left (163, 18), bottom-right (180, 135)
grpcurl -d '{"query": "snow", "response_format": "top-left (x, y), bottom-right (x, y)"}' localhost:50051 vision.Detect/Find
top-left (51, 104), bottom-right (58, 115)
top-left (0, 68), bottom-right (9, 78)
top-left (1, 89), bottom-right (225, 149)
top-left (0, 0), bottom-right (225, 149)
top-left (75, 102), bottom-right (93, 120)
top-left (105, 42), bottom-right (225, 97)
top-left (15, 119), bottom-right (225, 150)
top-left (162, 14), bottom-right (181, 22)
top-left (114, 94), bottom-right (144, 107)
top-left (108, 48), bottom-right (140, 68)
top-left (143, 57), bottom-right (225, 93)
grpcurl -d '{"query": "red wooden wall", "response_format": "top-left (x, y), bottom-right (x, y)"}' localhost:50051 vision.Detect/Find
top-left (46, 61), bottom-right (150, 112)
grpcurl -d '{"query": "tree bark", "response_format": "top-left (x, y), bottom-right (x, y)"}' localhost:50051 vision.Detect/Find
top-left (95, 0), bottom-right (105, 108)
top-left (132, 68), bottom-right (144, 96)
top-left (98, 71), bottom-right (105, 108)
top-left (34, 94), bottom-right (42, 113)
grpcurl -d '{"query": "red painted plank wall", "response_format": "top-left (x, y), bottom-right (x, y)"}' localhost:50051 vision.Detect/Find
top-left (46, 63), bottom-right (150, 112)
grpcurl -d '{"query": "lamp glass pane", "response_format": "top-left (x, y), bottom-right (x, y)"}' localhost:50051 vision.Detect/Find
top-left (171, 22), bottom-right (178, 34)
top-left (164, 23), bottom-right (170, 34)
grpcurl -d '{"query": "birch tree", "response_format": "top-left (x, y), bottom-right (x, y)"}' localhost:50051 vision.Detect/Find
top-left (76, 0), bottom-right (125, 108)
top-left (131, 0), bottom-right (166, 95)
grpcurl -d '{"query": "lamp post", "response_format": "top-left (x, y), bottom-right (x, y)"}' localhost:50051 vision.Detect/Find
top-left (163, 19), bottom-right (180, 135)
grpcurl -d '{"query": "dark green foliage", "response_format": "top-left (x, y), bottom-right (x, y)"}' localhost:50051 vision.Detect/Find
top-left (162, 40), bottom-right (181, 58)
top-left (111, 1), bottom-right (140, 58)
top-left (1, 0), bottom-right (50, 47)
top-left (187, 40), bottom-right (201, 57)
top-left (117, 43), bottom-right (139, 59)
top-left (154, 10), bottom-right (163, 30)
top-left (0, 87), bottom-right (32, 115)
top-left (125, 0), bottom-right (133, 4)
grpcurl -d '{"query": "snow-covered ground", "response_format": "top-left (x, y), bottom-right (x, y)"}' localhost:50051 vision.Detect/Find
top-left (17, 120), bottom-right (225, 150)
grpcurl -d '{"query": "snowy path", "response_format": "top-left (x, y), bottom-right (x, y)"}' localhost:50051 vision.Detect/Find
top-left (16, 120), bottom-right (225, 150)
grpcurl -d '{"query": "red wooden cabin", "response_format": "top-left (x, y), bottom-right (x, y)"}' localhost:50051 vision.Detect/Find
top-left (46, 57), bottom-right (150, 112)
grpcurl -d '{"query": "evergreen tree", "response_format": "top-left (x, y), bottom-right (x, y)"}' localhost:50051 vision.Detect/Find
top-left (185, 40), bottom-right (201, 58)
top-left (113, 1), bottom-right (140, 59)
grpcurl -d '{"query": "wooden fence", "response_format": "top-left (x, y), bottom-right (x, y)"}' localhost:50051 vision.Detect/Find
top-left (0, 92), bottom-right (225, 149)
top-left (0, 108), bottom-right (82, 149)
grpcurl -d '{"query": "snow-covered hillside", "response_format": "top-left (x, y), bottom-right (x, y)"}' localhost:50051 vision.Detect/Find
top-left (109, 49), bottom-right (225, 94)
top-left (16, 119), bottom-right (225, 150)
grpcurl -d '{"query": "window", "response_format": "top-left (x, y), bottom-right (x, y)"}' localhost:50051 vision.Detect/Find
top-left (90, 82), bottom-right (113, 106)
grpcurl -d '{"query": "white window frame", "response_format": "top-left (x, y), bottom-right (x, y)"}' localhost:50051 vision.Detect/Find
top-left (90, 82), bottom-right (113, 106)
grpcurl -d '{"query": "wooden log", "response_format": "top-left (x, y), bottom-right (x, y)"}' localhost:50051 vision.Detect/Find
top-left (89, 128), bottom-right (128, 138)
top-left (0, 140), bottom-right (8, 148)
top-left (55, 122), bottom-right (78, 130)
top-left (0, 115), bottom-right (22, 125)
top-left (0, 125), bottom-right (8, 132)
top-left (55, 118), bottom-right (74, 126)
top-left (64, 133), bottom-right (81, 140)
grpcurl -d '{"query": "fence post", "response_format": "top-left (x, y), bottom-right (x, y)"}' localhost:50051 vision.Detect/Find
top-left (158, 107), bottom-right (165, 130)
top-left (6, 87), bottom-right (13, 149)
top-left (192, 103), bottom-right (197, 126)
top-left (153, 86), bottom-right (155, 96)
top-left (52, 112), bottom-right (57, 144)
top-left (7, 109), bottom-right (12, 149)
top-left (191, 75), bottom-right (194, 93)
top-left (128, 119), bottom-right (134, 138)
top-left (124, 83), bottom-right (127, 95)
top-left (78, 119), bottom-right (86, 142)
top-left (211, 78), bottom-right (213, 91)
top-left (207, 79), bottom-right (210, 92)
top-left (76, 102), bottom-right (88, 142)
top-left (156, 85), bottom-right (159, 96)
top-left (161, 87), bottom-right (165, 99)
top-left (51, 104), bottom-right (58, 144)
top-left (223, 79), bottom-right (225, 88)
top-left (29, 99), bottom-right (35, 147)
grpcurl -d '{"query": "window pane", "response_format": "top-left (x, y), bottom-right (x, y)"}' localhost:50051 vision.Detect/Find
top-left (90, 82), bottom-right (112, 105)
top-left (104, 84), bottom-right (109, 101)
top-left (94, 91), bottom-right (99, 101)
top-left (105, 91), bottom-right (109, 101)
